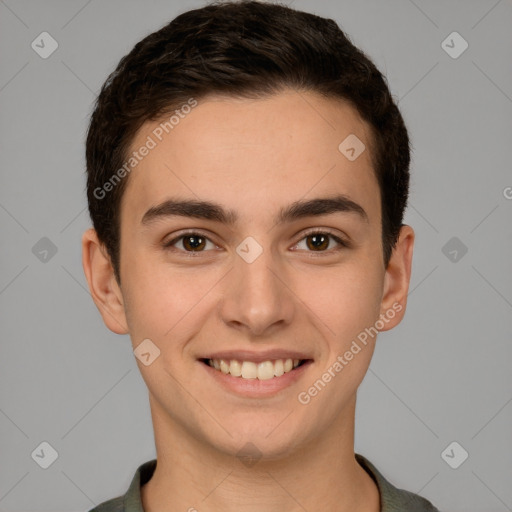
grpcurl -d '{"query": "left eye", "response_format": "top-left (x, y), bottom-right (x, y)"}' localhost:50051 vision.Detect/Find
top-left (292, 231), bottom-right (347, 253)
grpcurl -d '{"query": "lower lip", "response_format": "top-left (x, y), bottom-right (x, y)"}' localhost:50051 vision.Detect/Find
top-left (199, 360), bottom-right (313, 398)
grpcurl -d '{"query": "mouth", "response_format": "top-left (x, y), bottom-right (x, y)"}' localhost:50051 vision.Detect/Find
top-left (199, 357), bottom-right (311, 380)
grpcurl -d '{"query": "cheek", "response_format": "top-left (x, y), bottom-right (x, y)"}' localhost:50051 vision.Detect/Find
top-left (121, 255), bottom-right (220, 347)
top-left (294, 257), bottom-right (383, 336)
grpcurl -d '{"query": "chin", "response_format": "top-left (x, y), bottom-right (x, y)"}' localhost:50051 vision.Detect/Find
top-left (202, 417), bottom-right (311, 463)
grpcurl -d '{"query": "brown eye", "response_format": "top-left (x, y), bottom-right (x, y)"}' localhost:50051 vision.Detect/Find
top-left (182, 235), bottom-right (206, 251)
top-left (163, 232), bottom-right (216, 253)
top-left (293, 230), bottom-right (348, 253)
top-left (306, 233), bottom-right (330, 251)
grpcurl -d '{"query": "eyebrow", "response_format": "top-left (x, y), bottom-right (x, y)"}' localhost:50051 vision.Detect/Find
top-left (141, 194), bottom-right (369, 227)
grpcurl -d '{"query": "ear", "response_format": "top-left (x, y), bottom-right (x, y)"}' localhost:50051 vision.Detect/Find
top-left (378, 224), bottom-right (415, 331)
top-left (82, 228), bottom-right (129, 334)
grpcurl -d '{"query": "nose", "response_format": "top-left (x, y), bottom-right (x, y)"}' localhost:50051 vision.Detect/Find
top-left (218, 243), bottom-right (295, 337)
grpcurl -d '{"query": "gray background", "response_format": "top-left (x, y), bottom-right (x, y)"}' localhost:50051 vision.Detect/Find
top-left (0, 0), bottom-right (511, 511)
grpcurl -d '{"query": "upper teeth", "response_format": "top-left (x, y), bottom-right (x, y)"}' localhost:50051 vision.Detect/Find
top-left (208, 358), bottom-right (301, 380)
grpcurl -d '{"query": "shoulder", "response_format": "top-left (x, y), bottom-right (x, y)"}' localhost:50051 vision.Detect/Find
top-left (355, 453), bottom-right (441, 512)
top-left (86, 458), bottom-right (157, 512)
top-left (87, 495), bottom-right (124, 512)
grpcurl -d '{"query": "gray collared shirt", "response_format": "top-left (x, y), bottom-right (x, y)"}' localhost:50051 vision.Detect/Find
top-left (88, 453), bottom-right (440, 512)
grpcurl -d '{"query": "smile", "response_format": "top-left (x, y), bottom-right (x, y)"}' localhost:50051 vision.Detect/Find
top-left (203, 358), bottom-right (306, 380)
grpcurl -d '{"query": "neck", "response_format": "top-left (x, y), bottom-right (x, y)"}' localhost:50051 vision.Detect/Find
top-left (141, 394), bottom-right (380, 512)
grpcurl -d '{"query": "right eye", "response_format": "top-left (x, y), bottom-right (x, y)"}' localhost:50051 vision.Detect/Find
top-left (162, 231), bottom-right (218, 254)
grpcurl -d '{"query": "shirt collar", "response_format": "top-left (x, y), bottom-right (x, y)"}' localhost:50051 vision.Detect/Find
top-left (355, 454), bottom-right (438, 511)
top-left (123, 459), bottom-right (156, 512)
top-left (120, 454), bottom-right (437, 512)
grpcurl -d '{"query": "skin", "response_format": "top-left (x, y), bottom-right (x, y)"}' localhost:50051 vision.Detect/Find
top-left (82, 89), bottom-right (414, 512)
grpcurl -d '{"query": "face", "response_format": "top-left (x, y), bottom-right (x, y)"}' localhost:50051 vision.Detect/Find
top-left (84, 89), bottom-right (413, 461)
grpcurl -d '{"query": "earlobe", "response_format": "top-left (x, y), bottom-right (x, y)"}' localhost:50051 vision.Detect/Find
top-left (379, 224), bottom-right (415, 332)
top-left (81, 228), bottom-right (129, 335)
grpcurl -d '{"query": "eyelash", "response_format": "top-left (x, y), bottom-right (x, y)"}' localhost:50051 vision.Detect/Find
top-left (162, 229), bottom-right (349, 256)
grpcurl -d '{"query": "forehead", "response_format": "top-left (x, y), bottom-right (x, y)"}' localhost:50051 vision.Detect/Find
top-left (120, 90), bottom-right (380, 227)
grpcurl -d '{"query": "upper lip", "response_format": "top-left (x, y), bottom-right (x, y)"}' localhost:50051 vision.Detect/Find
top-left (200, 349), bottom-right (313, 364)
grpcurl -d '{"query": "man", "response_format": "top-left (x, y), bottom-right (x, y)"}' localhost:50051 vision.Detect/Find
top-left (82, 1), bottom-right (440, 510)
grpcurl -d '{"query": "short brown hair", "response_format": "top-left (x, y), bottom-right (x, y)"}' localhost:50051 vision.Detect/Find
top-left (86, 0), bottom-right (410, 283)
